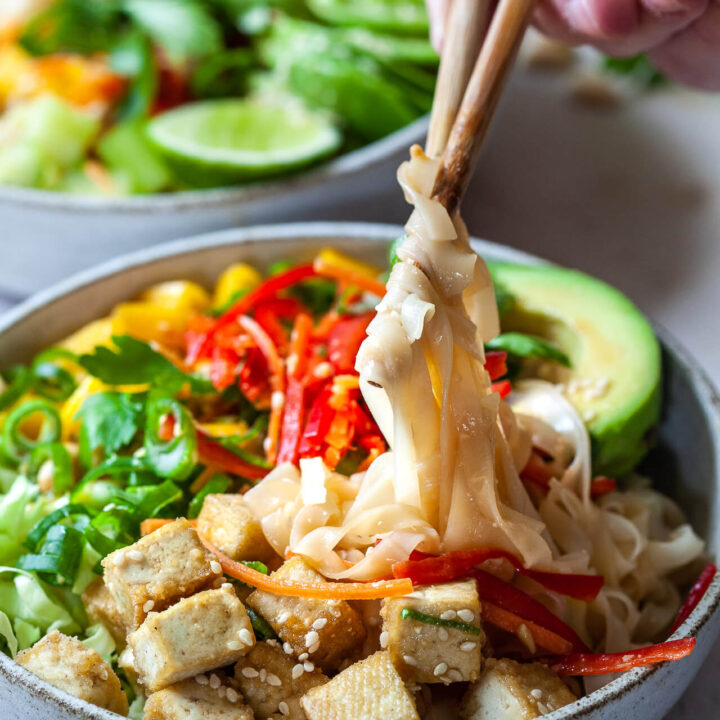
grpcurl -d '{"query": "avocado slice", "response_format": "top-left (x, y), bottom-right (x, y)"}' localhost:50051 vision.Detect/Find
top-left (488, 262), bottom-right (661, 477)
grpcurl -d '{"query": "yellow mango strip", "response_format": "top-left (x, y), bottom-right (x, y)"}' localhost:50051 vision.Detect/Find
top-left (316, 248), bottom-right (381, 280)
top-left (213, 263), bottom-right (262, 308)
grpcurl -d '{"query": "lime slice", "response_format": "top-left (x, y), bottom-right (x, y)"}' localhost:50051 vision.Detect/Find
top-left (146, 97), bottom-right (342, 188)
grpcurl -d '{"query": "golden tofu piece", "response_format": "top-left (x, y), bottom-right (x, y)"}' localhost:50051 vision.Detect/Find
top-left (82, 578), bottom-right (129, 645)
top-left (381, 580), bottom-right (484, 684)
top-left (143, 676), bottom-right (254, 720)
top-left (129, 586), bottom-right (256, 693)
top-left (300, 651), bottom-right (419, 720)
top-left (234, 641), bottom-right (327, 720)
top-left (247, 558), bottom-right (365, 673)
top-left (197, 494), bottom-right (276, 564)
top-left (102, 519), bottom-right (221, 629)
top-left (460, 658), bottom-right (577, 719)
top-left (16, 630), bottom-right (129, 716)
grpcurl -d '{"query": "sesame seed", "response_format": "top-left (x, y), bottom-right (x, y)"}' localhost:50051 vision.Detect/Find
top-left (267, 673), bottom-right (281, 687)
top-left (259, 669), bottom-right (267, 682)
top-left (238, 628), bottom-right (254, 646)
top-left (312, 618), bottom-right (328, 630)
top-left (434, 662), bottom-right (448, 676)
top-left (403, 655), bottom-right (418, 666)
top-left (227, 640), bottom-right (243, 651)
top-left (460, 641), bottom-right (477, 652)
top-left (379, 631), bottom-right (389, 648)
top-left (210, 560), bottom-right (222, 574)
top-left (305, 630), bottom-right (319, 647)
top-left (530, 689), bottom-right (543, 699)
top-left (457, 609), bottom-right (475, 623)
top-left (283, 642), bottom-right (293, 654)
top-left (241, 667), bottom-right (258, 678)
top-left (266, 639), bottom-right (278, 648)
top-left (308, 641), bottom-right (320, 654)
top-left (226, 688), bottom-right (239, 703)
top-left (209, 674), bottom-right (221, 689)
top-left (292, 664), bottom-right (305, 679)
top-left (217, 686), bottom-right (226, 699)
top-left (277, 611), bottom-right (290, 623)
top-left (195, 674), bottom-right (208, 685)
top-left (313, 362), bottom-right (334, 379)
top-left (438, 628), bottom-right (449, 641)
top-left (127, 550), bottom-right (144, 562)
top-left (190, 548), bottom-right (204, 561)
top-left (303, 661), bottom-right (314, 672)
top-left (298, 652), bottom-right (309, 661)
top-left (439, 610), bottom-right (456, 620)
top-left (263, 437), bottom-right (272, 453)
top-left (271, 391), bottom-right (285, 410)
top-left (142, 600), bottom-right (155, 613)
top-left (537, 701), bottom-right (550, 715)
top-left (113, 554), bottom-right (126, 566)
top-left (279, 701), bottom-right (290, 716)
top-left (221, 582), bottom-right (233, 591)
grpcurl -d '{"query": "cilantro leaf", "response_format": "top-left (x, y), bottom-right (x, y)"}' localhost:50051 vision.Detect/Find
top-left (486, 333), bottom-right (571, 368)
top-left (77, 392), bottom-right (144, 457)
top-left (78, 336), bottom-right (214, 395)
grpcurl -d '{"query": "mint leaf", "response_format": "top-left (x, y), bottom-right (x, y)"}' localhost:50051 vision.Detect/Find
top-left (78, 335), bottom-right (213, 395)
top-left (77, 392), bottom-right (143, 456)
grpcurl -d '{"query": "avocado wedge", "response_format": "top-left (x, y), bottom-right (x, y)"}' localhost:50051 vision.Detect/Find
top-left (488, 262), bottom-right (661, 477)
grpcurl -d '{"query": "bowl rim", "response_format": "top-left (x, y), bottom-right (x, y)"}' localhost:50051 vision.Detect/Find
top-left (0, 118), bottom-right (428, 214)
top-left (0, 221), bottom-right (718, 720)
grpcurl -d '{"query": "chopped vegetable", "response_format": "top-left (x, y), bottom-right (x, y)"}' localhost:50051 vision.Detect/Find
top-left (669, 563), bottom-right (717, 634)
top-left (401, 607), bottom-right (482, 635)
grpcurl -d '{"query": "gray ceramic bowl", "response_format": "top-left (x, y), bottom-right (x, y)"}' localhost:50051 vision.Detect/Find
top-left (0, 223), bottom-right (718, 720)
top-left (0, 119), bottom-right (427, 299)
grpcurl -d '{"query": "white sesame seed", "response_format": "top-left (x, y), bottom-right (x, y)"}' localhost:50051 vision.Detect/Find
top-left (113, 553), bottom-right (126, 566)
top-left (283, 642), bottom-right (293, 654)
top-left (448, 669), bottom-right (464, 682)
top-left (221, 582), bottom-right (233, 591)
top-left (292, 664), bottom-right (304, 679)
top-left (303, 661), bottom-right (314, 672)
top-left (195, 674), bottom-right (208, 685)
top-left (271, 391), bottom-right (285, 410)
top-left (259, 669), bottom-right (268, 683)
top-left (277, 611), bottom-right (290, 623)
top-left (433, 662), bottom-right (448, 676)
top-left (379, 631), bottom-right (389, 648)
top-left (305, 630), bottom-right (319, 647)
top-left (460, 641), bottom-right (477, 652)
top-left (227, 640), bottom-right (243, 651)
top-left (439, 610), bottom-right (456, 620)
top-left (226, 688), bottom-right (239, 703)
top-left (209, 674), bottom-right (221, 689)
top-left (457, 609), bottom-right (475, 623)
top-left (531, 689), bottom-right (543, 699)
top-left (312, 362), bottom-right (334, 379)
top-left (127, 550), bottom-right (144, 562)
top-left (142, 600), bottom-right (155, 613)
top-left (217, 686), bottom-right (226, 699)
top-left (263, 437), bottom-right (272, 453)
top-left (312, 618), bottom-right (328, 630)
top-left (403, 655), bottom-right (418, 666)
top-left (266, 673), bottom-right (281, 687)
top-left (537, 701), bottom-right (550, 715)
top-left (210, 560), bottom-right (222, 574)
top-left (266, 639), bottom-right (279, 648)
top-left (238, 628), bottom-right (254, 646)
top-left (279, 701), bottom-right (290, 716)
top-left (241, 667), bottom-right (258, 678)
top-left (308, 641), bottom-right (320, 654)
top-left (298, 652), bottom-right (309, 661)
top-left (438, 628), bottom-right (449, 641)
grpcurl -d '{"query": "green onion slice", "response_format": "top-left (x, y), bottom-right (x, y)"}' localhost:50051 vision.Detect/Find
top-left (2, 399), bottom-right (62, 462)
top-left (144, 392), bottom-right (198, 480)
top-left (28, 442), bottom-right (74, 496)
top-left (401, 608), bottom-right (482, 635)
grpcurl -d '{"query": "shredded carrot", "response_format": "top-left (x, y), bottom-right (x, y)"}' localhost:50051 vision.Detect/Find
top-left (288, 313), bottom-right (313, 380)
top-left (482, 601), bottom-right (573, 655)
top-left (313, 257), bottom-right (387, 299)
top-left (200, 537), bottom-right (413, 599)
top-left (141, 518), bottom-right (197, 536)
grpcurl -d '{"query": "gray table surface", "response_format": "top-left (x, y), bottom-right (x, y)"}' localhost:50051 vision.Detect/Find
top-left (1, 68), bottom-right (719, 718)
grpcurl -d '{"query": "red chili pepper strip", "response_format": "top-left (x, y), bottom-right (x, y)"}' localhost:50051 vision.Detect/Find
top-left (313, 257), bottom-right (386, 298)
top-left (590, 476), bottom-right (618, 499)
top-left (484, 351), bottom-right (508, 381)
top-left (541, 638), bottom-right (696, 676)
top-left (188, 263), bottom-right (317, 363)
top-left (197, 433), bottom-right (268, 481)
top-left (473, 569), bottom-right (590, 652)
top-left (491, 380), bottom-right (512, 398)
top-left (392, 548), bottom-right (603, 603)
top-left (276, 378), bottom-right (305, 466)
top-left (482, 601), bottom-right (573, 655)
top-left (669, 563), bottom-right (717, 634)
top-left (327, 313), bottom-right (374, 374)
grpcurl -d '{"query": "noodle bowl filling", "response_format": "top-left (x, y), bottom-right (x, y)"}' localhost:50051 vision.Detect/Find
top-left (0, 148), bottom-right (710, 718)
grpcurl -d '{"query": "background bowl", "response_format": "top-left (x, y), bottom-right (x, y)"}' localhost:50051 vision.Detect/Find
top-left (0, 222), bottom-right (717, 720)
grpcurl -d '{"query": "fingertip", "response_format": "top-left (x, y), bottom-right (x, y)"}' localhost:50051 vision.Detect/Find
top-left (564, 0), bottom-right (641, 38)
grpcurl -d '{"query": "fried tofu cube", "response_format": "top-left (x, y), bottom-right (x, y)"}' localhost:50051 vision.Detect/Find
top-left (247, 558), bottom-right (365, 672)
top-left (460, 658), bottom-right (577, 719)
top-left (102, 518), bottom-right (221, 629)
top-left (380, 579), bottom-right (484, 684)
top-left (198, 494), bottom-right (276, 564)
top-left (82, 578), bottom-right (129, 645)
top-left (234, 641), bottom-right (327, 720)
top-left (143, 677), bottom-right (254, 720)
top-left (300, 651), bottom-right (419, 720)
top-left (16, 630), bottom-right (129, 716)
top-left (129, 585), bottom-right (256, 692)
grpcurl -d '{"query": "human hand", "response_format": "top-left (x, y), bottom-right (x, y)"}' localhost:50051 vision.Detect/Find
top-left (426, 0), bottom-right (720, 90)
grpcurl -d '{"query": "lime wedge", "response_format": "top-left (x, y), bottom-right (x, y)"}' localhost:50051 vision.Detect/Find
top-left (146, 97), bottom-right (342, 187)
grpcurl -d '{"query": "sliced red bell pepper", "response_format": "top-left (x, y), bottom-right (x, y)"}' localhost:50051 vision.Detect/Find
top-left (197, 433), bottom-right (268, 481)
top-left (540, 638), bottom-right (696, 676)
top-left (209, 347), bottom-right (238, 391)
top-left (392, 548), bottom-right (603, 603)
top-left (484, 351), bottom-right (508, 381)
top-left (473, 569), bottom-right (590, 652)
top-left (276, 377), bottom-right (306, 466)
top-left (590, 476), bottom-right (617, 499)
top-left (327, 313), bottom-right (374, 374)
top-left (669, 563), bottom-right (717, 634)
top-left (298, 382), bottom-right (334, 458)
top-left (491, 380), bottom-right (512, 398)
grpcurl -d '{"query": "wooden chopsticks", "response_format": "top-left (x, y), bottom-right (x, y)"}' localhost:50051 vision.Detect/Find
top-left (427, 0), bottom-right (535, 216)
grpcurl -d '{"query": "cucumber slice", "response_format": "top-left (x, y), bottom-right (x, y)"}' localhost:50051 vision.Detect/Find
top-left (0, 144), bottom-right (44, 187)
top-left (146, 97), bottom-right (342, 187)
top-left (306, 0), bottom-right (429, 34)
